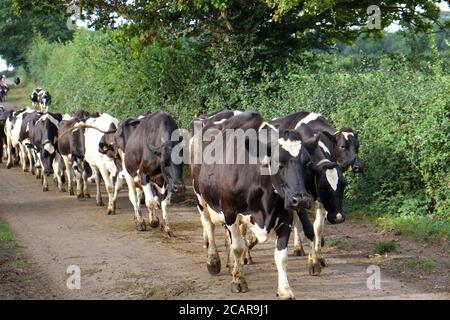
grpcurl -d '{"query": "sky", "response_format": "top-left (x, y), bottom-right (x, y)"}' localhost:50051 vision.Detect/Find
top-left (1, 2), bottom-right (449, 72)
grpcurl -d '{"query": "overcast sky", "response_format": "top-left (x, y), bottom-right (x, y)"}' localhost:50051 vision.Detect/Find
top-left (1, 2), bottom-right (449, 72)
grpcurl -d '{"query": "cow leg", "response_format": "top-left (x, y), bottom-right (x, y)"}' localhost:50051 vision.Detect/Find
top-left (161, 191), bottom-right (173, 236)
top-left (62, 156), bottom-right (74, 195)
top-left (142, 183), bottom-right (159, 227)
top-left (25, 148), bottom-right (34, 174)
top-left (123, 172), bottom-right (145, 230)
top-left (293, 212), bottom-right (306, 256)
top-left (6, 136), bottom-right (13, 168)
top-left (53, 159), bottom-right (66, 192)
top-left (227, 218), bottom-right (248, 293)
top-left (93, 167), bottom-right (104, 206)
top-left (240, 224), bottom-right (254, 265)
top-left (308, 201), bottom-right (327, 276)
top-left (225, 229), bottom-right (231, 270)
top-left (201, 209), bottom-right (221, 275)
top-left (19, 143), bottom-right (28, 172)
top-left (82, 167), bottom-right (90, 198)
top-left (37, 156), bottom-right (49, 192)
top-left (98, 165), bottom-right (114, 215)
top-left (73, 162), bottom-right (84, 198)
top-left (111, 172), bottom-right (124, 210)
top-left (275, 223), bottom-right (295, 300)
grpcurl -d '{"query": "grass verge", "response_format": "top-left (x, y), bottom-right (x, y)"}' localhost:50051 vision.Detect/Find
top-left (348, 210), bottom-right (450, 243)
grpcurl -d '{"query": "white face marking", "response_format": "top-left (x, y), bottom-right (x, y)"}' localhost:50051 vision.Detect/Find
top-left (138, 115), bottom-right (145, 119)
top-left (213, 118), bottom-right (227, 125)
top-left (233, 111), bottom-right (242, 116)
top-left (258, 121), bottom-right (277, 132)
top-left (278, 138), bottom-right (302, 157)
top-left (325, 168), bottom-right (338, 191)
top-left (62, 114), bottom-right (72, 120)
top-left (318, 140), bottom-right (331, 155)
top-left (342, 132), bottom-right (354, 141)
top-left (43, 143), bottom-right (55, 154)
top-left (294, 112), bottom-right (321, 129)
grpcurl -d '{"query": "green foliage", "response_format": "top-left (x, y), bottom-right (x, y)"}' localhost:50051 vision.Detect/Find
top-left (0, 219), bottom-right (17, 250)
top-left (409, 258), bottom-right (435, 269)
top-left (372, 240), bottom-right (397, 255)
top-left (0, 0), bottom-right (72, 67)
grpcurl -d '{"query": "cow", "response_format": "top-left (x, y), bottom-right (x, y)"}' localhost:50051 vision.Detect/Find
top-left (272, 112), bottom-right (363, 173)
top-left (189, 111), bottom-right (316, 299)
top-left (0, 85), bottom-right (9, 102)
top-left (58, 110), bottom-right (91, 197)
top-left (5, 107), bottom-right (36, 170)
top-left (0, 106), bottom-right (13, 163)
top-left (30, 88), bottom-right (51, 113)
top-left (38, 90), bottom-right (51, 113)
top-left (28, 112), bottom-right (63, 191)
top-left (270, 116), bottom-right (347, 275)
top-left (121, 111), bottom-right (185, 234)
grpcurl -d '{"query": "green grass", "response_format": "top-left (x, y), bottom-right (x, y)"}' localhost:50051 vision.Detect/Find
top-left (372, 240), bottom-right (397, 255)
top-left (0, 218), bottom-right (17, 250)
top-left (409, 258), bottom-right (435, 269)
top-left (325, 239), bottom-right (347, 250)
top-left (5, 78), bottom-right (36, 109)
top-left (348, 210), bottom-right (450, 243)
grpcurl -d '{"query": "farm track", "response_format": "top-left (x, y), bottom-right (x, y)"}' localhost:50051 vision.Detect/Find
top-left (0, 95), bottom-right (449, 300)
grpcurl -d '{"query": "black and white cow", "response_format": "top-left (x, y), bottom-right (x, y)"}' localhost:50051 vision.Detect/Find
top-left (5, 107), bottom-right (36, 170)
top-left (0, 106), bottom-right (13, 163)
top-left (58, 111), bottom-right (91, 197)
top-left (122, 111), bottom-right (185, 234)
top-left (272, 112), bottom-right (363, 173)
top-left (30, 88), bottom-right (51, 113)
top-left (28, 112), bottom-right (62, 191)
top-left (0, 85), bottom-right (9, 102)
top-left (189, 111), bottom-right (316, 299)
top-left (271, 116), bottom-right (347, 275)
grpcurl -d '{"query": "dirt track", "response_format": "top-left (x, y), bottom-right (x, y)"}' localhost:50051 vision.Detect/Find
top-left (0, 98), bottom-right (449, 300)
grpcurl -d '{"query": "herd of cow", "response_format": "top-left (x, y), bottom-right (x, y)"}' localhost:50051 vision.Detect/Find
top-left (0, 87), bottom-right (364, 299)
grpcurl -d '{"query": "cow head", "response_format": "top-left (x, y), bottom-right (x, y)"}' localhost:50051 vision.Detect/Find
top-left (324, 128), bottom-right (364, 173)
top-left (148, 141), bottom-right (185, 194)
top-left (256, 126), bottom-right (314, 211)
top-left (309, 159), bottom-right (346, 224)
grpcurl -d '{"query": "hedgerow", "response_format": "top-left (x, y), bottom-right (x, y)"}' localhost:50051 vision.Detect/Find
top-left (25, 29), bottom-right (450, 233)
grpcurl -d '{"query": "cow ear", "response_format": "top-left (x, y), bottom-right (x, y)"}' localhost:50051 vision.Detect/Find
top-left (98, 142), bottom-right (110, 154)
top-left (322, 131), bottom-right (337, 144)
top-left (296, 124), bottom-right (319, 153)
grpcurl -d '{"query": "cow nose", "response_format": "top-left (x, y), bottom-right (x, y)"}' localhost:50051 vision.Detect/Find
top-left (173, 184), bottom-right (185, 193)
top-left (352, 160), bottom-right (364, 173)
top-left (290, 194), bottom-right (312, 209)
top-left (327, 213), bottom-right (346, 224)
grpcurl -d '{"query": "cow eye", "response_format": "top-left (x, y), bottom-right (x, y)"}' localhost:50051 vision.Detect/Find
top-left (340, 145), bottom-right (347, 150)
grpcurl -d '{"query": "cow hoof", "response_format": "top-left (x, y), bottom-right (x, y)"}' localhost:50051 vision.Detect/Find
top-left (276, 289), bottom-right (296, 300)
top-left (97, 201), bottom-right (104, 207)
top-left (231, 279), bottom-right (249, 293)
top-left (321, 236), bottom-right (325, 247)
top-left (85, 193), bottom-right (91, 198)
top-left (293, 248), bottom-right (306, 256)
top-left (207, 256), bottom-right (221, 275)
top-left (69, 189), bottom-right (75, 196)
top-left (107, 208), bottom-right (115, 215)
top-left (243, 255), bottom-right (254, 265)
top-left (6, 163), bottom-right (12, 169)
top-left (42, 186), bottom-right (49, 192)
top-left (135, 221), bottom-right (147, 231)
top-left (149, 217), bottom-right (160, 228)
top-left (77, 193), bottom-right (83, 199)
top-left (60, 188), bottom-right (66, 193)
top-left (319, 257), bottom-right (328, 267)
top-left (308, 262), bottom-right (322, 276)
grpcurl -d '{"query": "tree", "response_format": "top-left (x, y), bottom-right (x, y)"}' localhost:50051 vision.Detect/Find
top-left (0, 0), bottom-right (73, 67)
